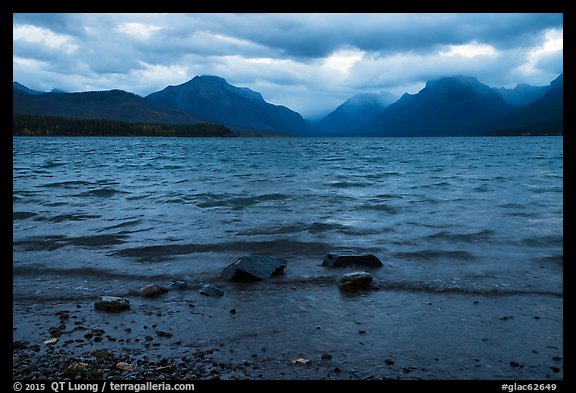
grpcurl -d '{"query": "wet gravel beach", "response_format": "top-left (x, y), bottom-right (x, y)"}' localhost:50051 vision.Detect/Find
top-left (13, 276), bottom-right (563, 380)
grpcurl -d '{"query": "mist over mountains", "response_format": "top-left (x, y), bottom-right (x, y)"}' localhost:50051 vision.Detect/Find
top-left (13, 73), bottom-right (563, 136)
top-left (314, 93), bottom-right (396, 136)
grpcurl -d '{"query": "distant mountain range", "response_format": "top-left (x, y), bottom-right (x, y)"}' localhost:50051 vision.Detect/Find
top-left (13, 73), bottom-right (562, 136)
top-left (356, 74), bottom-right (562, 136)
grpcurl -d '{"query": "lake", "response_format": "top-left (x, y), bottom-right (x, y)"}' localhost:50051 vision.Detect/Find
top-left (12, 136), bottom-right (563, 379)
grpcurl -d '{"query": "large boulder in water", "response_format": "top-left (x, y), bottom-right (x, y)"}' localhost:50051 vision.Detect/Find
top-left (338, 271), bottom-right (374, 290)
top-left (94, 296), bottom-right (130, 312)
top-left (322, 250), bottom-right (383, 268)
top-left (220, 256), bottom-right (287, 282)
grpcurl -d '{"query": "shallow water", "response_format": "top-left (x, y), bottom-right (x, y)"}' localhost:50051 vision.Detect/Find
top-left (13, 136), bottom-right (563, 299)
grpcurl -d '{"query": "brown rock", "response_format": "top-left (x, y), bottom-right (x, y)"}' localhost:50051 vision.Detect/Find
top-left (140, 284), bottom-right (169, 298)
top-left (338, 271), bottom-right (374, 290)
top-left (116, 362), bottom-right (134, 371)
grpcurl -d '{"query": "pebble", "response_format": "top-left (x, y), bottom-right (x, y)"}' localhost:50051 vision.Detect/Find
top-left (321, 352), bottom-right (333, 360)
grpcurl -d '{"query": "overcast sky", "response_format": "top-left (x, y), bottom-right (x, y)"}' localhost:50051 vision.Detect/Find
top-left (13, 13), bottom-right (563, 119)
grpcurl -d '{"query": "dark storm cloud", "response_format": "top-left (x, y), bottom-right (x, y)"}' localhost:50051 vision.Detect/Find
top-left (13, 13), bottom-right (563, 118)
top-left (188, 13), bottom-right (562, 58)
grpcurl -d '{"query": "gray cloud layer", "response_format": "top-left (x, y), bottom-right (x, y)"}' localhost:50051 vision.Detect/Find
top-left (13, 13), bottom-right (563, 118)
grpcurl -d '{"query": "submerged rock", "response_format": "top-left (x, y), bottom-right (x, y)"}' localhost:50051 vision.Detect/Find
top-left (322, 250), bottom-right (383, 268)
top-left (94, 296), bottom-right (130, 312)
top-left (140, 284), bottom-right (169, 298)
top-left (199, 284), bottom-right (224, 297)
top-left (168, 280), bottom-right (188, 290)
top-left (338, 271), bottom-right (374, 290)
top-left (220, 256), bottom-right (287, 282)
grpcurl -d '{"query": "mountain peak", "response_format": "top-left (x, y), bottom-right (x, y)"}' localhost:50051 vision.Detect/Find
top-left (182, 75), bottom-right (265, 103)
top-left (194, 75), bottom-right (229, 85)
top-left (361, 75), bottom-right (513, 136)
top-left (425, 75), bottom-right (484, 90)
top-left (146, 75), bottom-right (311, 135)
top-left (550, 74), bottom-right (563, 89)
top-left (315, 92), bottom-right (395, 135)
top-left (422, 75), bottom-right (500, 101)
top-left (13, 81), bottom-right (43, 95)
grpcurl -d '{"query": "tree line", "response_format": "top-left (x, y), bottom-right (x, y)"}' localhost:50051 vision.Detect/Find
top-left (13, 113), bottom-right (238, 137)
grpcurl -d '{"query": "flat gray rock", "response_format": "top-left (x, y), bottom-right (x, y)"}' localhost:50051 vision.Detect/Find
top-left (199, 284), bottom-right (224, 297)
top-left (322, 250), bottom-right (383, 268)
top-left (94, 296), bottom-right (130, 312)
top-left (220, 255), bottom-right (287, 282)
top-left (338, 271), bottom-right (374, 290)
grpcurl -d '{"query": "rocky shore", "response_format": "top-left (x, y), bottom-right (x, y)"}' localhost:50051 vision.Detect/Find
top-left (13, 255), bottom-right (563, 380)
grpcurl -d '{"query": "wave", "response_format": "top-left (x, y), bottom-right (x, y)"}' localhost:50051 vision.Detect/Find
top-left (426, 230), bottom-right (494, 243)
top-left (534, 254), bottom-right (563, 266)
top-left (373, 279), bottom-right (562, 298)
top-left (358, 203), bottom-right (399, 214)
top-left (39, 180), bottom-right (93, 188)
top-left (14, 233), bottom-right (129, 251)
top-left (13, 265), bottom-right (194, 282)
top-left (505, 211), bottom-right (538, 218)
top-left (499, 203), bottom-right (525, 209)
top-left (326, 181), bottom-right (371, 188)
top-left (13, 211), bottom-right (38, 220)
top-left (196, 193), bottom-right (290, 209)
top-left (37, 213), bottom-right (101, 223)
top-left (96, 219), bottom-right (142, 232)
top-left (519, 235), bottom-right (563, 248)
top-left (237, 222), bottom-right (351, 236)
top-left (393, 249), bottom-right (476, 261)
top-left (41, 161), bottom-right (65, 168)
top-left (12, 268), bottom-right (562, 301)
top-left (109, 239), bottom-right (332, 262)
top-left (75, 188), bottom-right (130, 198)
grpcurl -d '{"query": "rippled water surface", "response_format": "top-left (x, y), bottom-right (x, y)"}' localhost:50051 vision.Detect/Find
top-left (13, 136), bottom-right (563, 299)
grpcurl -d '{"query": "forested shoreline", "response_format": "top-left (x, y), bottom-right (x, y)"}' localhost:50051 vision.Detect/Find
top-left (13, 113), bottom-right (238, 137)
